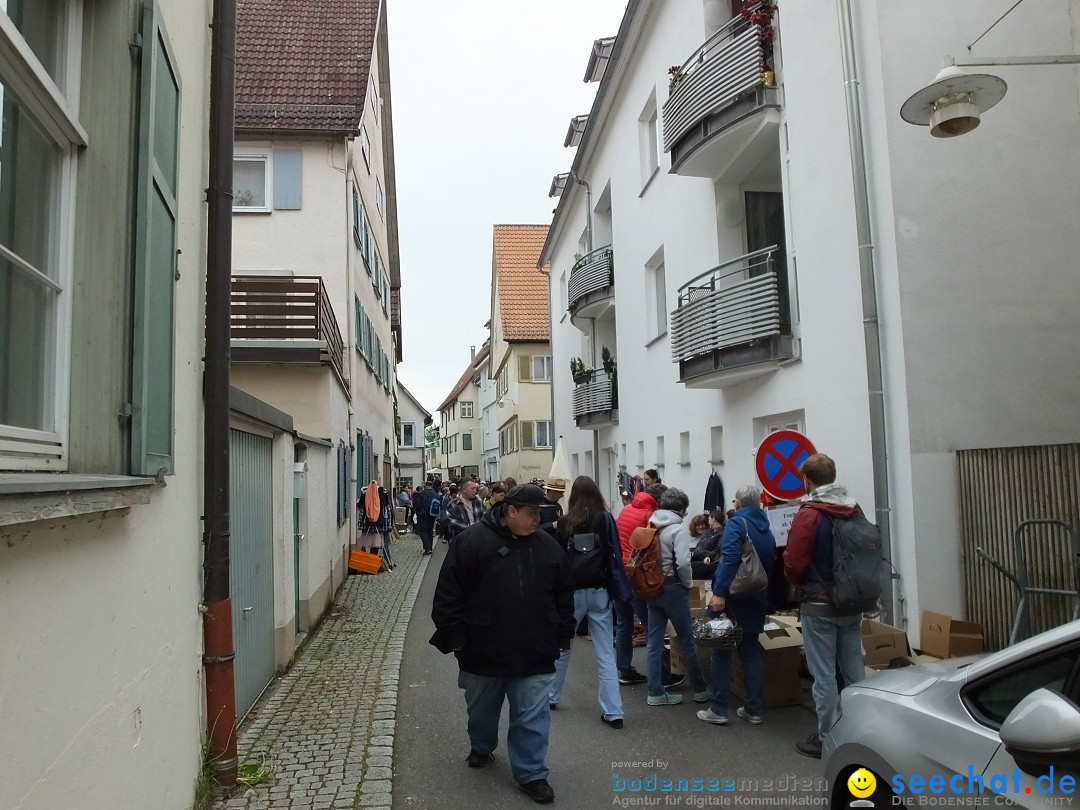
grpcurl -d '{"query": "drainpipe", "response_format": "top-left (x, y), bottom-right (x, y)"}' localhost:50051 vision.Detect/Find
top-left (571, 173), bottom-right (593, 253)
top-left (837, 0), bottom-right (895, 624)
top-left (202, 0), bottom-right (238, 787)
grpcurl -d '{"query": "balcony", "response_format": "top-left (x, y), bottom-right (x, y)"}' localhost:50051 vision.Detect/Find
top-left (568, 245), bottom-right (614, 327)
top-left (572, 368), bottom-right (618, 429)
top-left (231, 275), bottom-right (347, 386)
top-left (662, 11), bottom-right (781, 181)
top-left (670, 247), bottom-right (795, 389)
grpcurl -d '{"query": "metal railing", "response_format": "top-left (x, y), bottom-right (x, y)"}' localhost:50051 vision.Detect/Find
top-left (231, 275), bottom-right (346, 381)
top-left (568, 245), bottom-right (614, 312)
top-left (572, 368), bottom-right (617, 419)
top-left (671, 246), bottom-right (781, 363)
top-left (662, 12), bottom-right (767, 151)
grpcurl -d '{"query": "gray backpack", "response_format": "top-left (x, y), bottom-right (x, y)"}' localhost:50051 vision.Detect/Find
top-left (827, 512), bottom-right (884, 612)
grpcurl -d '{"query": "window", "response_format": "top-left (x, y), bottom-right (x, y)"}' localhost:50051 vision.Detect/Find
top-left (376, 178), bottom-right (384, 218)
top-left (710, 426), bottom-right (724, 463)
top-left (400, 422), bottom-right (415, 447)
top-left (532, 356), bottom-right (552, 382)
top-left (645, 253), bottom-right (668, 341)
top-left (656, 435), bottom-right (665, 469)
top-left (360, 124), bottom-right (371, 169)
top-left (234, 151), bottom-right (270, 211)
top-left (535, 420), bottom-right (553, 448)
top-left (497, 367), bottom-right (508, 397)
top-left (638, 94), bottom-right (659, 186)
top-left (368, 75), bottom-right (379, 121)
top-left (964, 647), bottom-right (1077, 728)
top-left (679, 431), bottom-right (690, 465)
top-left (0, 0), bottom-right (83, 467)
top-left (461, 401), bottom-right (474, 418)
top-left (462, 433), bottom-right (472, 451)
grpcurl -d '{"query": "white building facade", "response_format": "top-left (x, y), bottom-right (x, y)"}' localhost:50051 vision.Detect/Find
top-left (541, 0), bottom-right (1080, 646)
top-left (395, 382), bottom-right (433, 491)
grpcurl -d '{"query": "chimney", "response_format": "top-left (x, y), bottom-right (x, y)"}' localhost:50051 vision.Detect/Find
top-left (470, 345), bottom-right (476, 360)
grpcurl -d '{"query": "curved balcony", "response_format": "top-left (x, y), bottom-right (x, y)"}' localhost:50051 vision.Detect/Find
top-left (568, 245), bottom-right (615, 328)
top-left (572, 367), bottom-right (618, 429)
top-left (670, 247), bottom-right (795, 389)
top-left (662, 13), bottom-right (781, 181)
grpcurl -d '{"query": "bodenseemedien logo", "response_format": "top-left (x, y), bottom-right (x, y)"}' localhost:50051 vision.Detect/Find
top-left (847, 767), bottom-right (877, 807)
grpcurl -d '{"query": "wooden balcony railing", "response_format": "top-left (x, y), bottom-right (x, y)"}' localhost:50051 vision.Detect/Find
top-left (231, 275), bottom-right (346, 382)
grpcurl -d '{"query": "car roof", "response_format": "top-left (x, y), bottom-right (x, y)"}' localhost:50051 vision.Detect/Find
top-left (960, 618), bottom-right (1080, 681)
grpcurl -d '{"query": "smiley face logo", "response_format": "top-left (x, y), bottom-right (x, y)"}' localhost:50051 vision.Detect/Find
top-left (847, 768), bottom-right (876, 798)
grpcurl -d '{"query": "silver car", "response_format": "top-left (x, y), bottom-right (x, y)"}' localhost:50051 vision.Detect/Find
top-left (824, 619), bottom-right (1080, 809)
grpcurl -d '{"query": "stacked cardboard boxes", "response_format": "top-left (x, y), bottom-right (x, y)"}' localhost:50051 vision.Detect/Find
top-left (731, 615), bottom-right (803, 708)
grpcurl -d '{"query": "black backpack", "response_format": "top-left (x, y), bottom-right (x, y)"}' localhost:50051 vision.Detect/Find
top-left (827, 512), bottom-right (884, 612)
top-left (565, 529), bottom-right (608, 590)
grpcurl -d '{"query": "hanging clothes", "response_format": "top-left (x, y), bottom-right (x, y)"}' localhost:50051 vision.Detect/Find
top-left (703, 471), bottom-right (725, 513)
top-left (359, 483), bottom-right (395, 568)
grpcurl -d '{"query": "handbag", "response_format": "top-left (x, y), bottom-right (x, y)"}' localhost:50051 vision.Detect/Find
top-left (567, 531), bottom-right (606, 589)
top-left (728, 518), bottom-right (768, 599)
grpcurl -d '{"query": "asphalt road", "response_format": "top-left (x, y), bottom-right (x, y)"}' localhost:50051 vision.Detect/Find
top-left (394, 540), bottom-right (828, 810)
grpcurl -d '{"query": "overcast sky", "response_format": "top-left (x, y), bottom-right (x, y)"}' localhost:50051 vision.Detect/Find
top-left (387, 0), bottom-right (628, 415)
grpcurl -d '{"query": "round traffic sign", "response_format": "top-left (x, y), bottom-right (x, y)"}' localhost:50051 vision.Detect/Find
top-left (755, 430), bottom-right (817, 502)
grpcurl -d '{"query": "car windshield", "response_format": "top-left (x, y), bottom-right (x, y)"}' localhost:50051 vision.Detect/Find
top-left (965, 649), bottom-right (1077, 726)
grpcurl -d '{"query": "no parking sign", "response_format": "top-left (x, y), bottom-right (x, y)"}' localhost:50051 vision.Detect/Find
top-left (755, 430), bottom-right (816, 502)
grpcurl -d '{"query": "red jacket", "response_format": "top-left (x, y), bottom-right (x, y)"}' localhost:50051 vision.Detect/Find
top-left (616, 492), bottom-right (657, 562)
top-left (784, 500), bottom-right (860, 594)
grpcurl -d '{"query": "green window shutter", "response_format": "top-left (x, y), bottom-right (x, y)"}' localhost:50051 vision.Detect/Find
top-left (518, 354), bottom-right (532, 382)
top-left (273, 149), bottom-right (302, 209)
top-left (131, 0), bottom-right (180, 477)
top-left (521, 421), bottom-right (534, 449)
top-left (354, 295), bottom-right (361, 350)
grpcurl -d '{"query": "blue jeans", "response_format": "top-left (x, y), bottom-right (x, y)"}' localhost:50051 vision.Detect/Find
top-left (550, 588), bottom-right (623, 719)
top-left (416, 519), bottom-right (434, 553)
top-left (709, 632), bottom-right (762, 717)
top-left (801, 613), bottom-right (865, 736)
top-left (614, 596), bottom-right (648, 674)
top-left (646, 581), bottom-right (708, 697)
top-left (458, 670), bottom-right (555, 784)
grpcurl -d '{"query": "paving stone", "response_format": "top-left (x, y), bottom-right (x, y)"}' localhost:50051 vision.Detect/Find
top-left (211, 536), bottom-right (429, 810)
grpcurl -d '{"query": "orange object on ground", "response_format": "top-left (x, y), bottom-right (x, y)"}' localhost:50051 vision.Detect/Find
top-left (349, 548), bottom-right (382, 574)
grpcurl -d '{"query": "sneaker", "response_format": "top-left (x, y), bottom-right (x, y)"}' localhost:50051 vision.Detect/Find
top-left (693, 689), bottom-right (713, 704)
top-left (601, 713), bottom-right (624, 729)
top-left (696, 708), bottom-right (728, 725)
top-left (518, 778), bottom-right (555, 803)
top-left (549, 702), bottom-right (558, 711)
top-left (796, 733), bottom-right (822, 759)
top-left (662, 674), bottom-right (686, 690)
top-left (618, 670), bottom-right (648, 685)
top-left (466, 750), bottom-right (495, 768)
top-left (737, 707), bottom-right (763, 725)
top-left (647, 692), bottom-right (683, 706)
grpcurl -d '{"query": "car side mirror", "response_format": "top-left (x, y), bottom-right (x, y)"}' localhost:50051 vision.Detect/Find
top-left (999, 688), bottom-right (1080, 777)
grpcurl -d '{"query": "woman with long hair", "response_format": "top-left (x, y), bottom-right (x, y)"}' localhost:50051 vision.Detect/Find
top-left (548, 476), bottom-right (633, 728)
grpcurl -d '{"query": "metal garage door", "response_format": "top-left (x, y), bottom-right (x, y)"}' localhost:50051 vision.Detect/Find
top-left (230, 428), bottom-right (276, 717)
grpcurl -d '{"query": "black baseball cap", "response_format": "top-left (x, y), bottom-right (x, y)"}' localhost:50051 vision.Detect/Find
top-left (503, 484), bottom-right (548, 507)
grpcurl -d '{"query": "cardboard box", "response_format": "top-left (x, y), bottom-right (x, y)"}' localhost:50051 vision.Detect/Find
top-left (394, 506), bottom-right (407, 525)
top-left (920, 611), bottom-right (984, 659)
top-left (730, 615), bottom-right (804, 708)
top-left (861, 619), bottom-right (911, 668)
top-left (670, 640), bottom-right (711, 681)
top-left (688, 585), bottom-right (708, 610)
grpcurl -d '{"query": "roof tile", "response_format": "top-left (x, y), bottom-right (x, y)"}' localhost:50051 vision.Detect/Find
top-left (494, 225), bottom-right (550, 342)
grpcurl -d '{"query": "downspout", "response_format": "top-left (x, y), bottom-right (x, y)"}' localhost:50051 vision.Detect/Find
top-left (203, 0), bottom-right (238, 787)
top-left (837, 0), bottom-right (895, 624)
top-left (569, 174), bottom-right (599, 482)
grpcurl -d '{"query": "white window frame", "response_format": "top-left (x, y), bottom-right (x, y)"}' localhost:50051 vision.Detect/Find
top-left (233, 148), bottom-right (272, 212)
top-left (638, 93), bottom-right (659, 189)
top-left (460, 401), bottom-right (474, 419)
top-left (359, 124), bottom-right (371, 170)
top-left (532, 355), bottom-right (552, 382)
top-left (368, 75), bottom-right (379, 122)
top-left (375, 177), bottom-right (384, 219)
top-left (534, 420), bottom-right (553, 449)
top-left (399, 422), bottom-right (415, 448)
top-left (645, 251), bottom-right (668, 343)
top-left (0, 3), bottom-right (85, 470)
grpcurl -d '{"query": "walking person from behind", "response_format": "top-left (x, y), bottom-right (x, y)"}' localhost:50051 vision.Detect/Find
top-left (430, 484), bottom-right (575, 804)
top-left (548, 476), bottom-right (632, 728)
top-left (414, 479), bottom-right (440, 556)
top-left (698, 485), bottom-right (776, 727)
top-left (644, 488), bottom-right (711, 706)
top-left (785, 453), bottom-right (867, 758)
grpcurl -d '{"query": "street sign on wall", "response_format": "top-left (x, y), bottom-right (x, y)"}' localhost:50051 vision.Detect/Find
top-left (755, 430), bottom-right (817, 502)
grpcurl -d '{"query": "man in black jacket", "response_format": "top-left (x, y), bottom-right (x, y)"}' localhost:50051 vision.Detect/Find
top-left (430, 484), bottom-right (575, 804)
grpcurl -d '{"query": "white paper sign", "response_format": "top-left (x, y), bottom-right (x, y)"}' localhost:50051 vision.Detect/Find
top-left (767, 503), bottom-right (800, 548)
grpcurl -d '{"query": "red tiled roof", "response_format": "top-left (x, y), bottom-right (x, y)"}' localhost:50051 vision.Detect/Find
top-left (438, 345), bottom-right (490, 413)
top-left (494, 225), bottom-right (550, 342)
top-left (235, 0), bottom-right (379, 133)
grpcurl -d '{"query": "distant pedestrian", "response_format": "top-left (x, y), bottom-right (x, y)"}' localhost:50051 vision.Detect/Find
top-left (697, 485), bottom-right (775, 728)
top-left (785, 453), bottom-right (867, 759)
top-left (643, 468), bottom-right (661, 488)
top-left (548, 476), bottom-right (631, 729)
top-left (484, 483), bottom-right (505, 510)
top-left (537, 478), bottom-right (566, 537)
top-left (414, 479), bottom-right (441, 556)
top-left (398, 485), bottom-right (413, 524)
top-left (446, 479), bottom-right (485, 541)
top-left (430, 484), bottom-right (575, 804)
top-left (690, 509), bottom-right (727, 581)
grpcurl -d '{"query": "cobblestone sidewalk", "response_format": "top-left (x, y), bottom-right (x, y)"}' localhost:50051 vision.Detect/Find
top-left (214, 536), bottom-right (429, 810)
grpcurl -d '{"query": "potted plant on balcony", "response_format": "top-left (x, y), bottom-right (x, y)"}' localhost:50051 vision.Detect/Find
top-left (570, 357), bottom-right (593, 384)
top-left (601, 346), bottom-right (616, 374)
top-left (740, 0), bottom-right (778, 82)
top-left (609, 368), bottom-right (619, 410)
top-left (667, 64), bottom-right (685, 91)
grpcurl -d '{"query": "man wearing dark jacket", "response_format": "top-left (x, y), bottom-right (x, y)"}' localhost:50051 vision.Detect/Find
top-left (430, 484), bottom-right (575, 804)
top-left (413, 479), bottom-right (440, 555)
top-left (784, 453), bottom-right (865, 759)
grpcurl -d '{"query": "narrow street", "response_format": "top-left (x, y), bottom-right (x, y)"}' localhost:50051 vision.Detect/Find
top-left (217, 532), bottom-right (826, 810)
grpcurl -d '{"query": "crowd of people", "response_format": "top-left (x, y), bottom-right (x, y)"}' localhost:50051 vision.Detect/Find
top-left (420, 454), bottom-right (871, 803)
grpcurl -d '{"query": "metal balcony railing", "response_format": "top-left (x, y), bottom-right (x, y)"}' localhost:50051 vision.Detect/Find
top-left (670, 246), bottom-right (783, 364)
top-left (572, 368), bottom-right (617, 420)
top-left (231, 275), bottom-right (346, 382)
top-left (662, 13), bottom-right (768, 152)
top-left (568, 245), bottom-right (614, 312)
